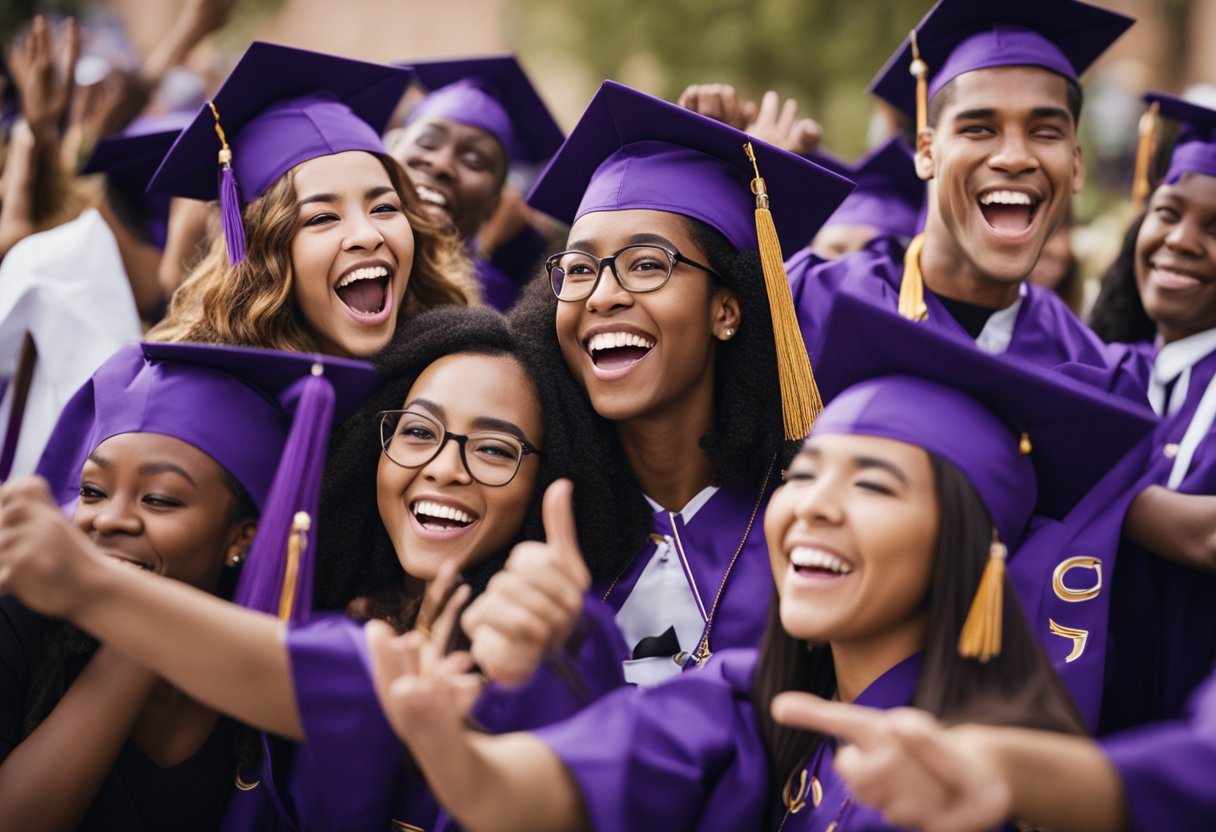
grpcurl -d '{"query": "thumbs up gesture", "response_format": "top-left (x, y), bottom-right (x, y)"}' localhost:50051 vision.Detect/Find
top-left (461, 479), bottom-right (591, 686)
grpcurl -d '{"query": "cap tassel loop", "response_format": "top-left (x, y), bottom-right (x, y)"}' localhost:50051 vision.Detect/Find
top-left (909, 30), bottom-right (929, 139)
top-left (899, 232), bottom-right (929, 322)
top-left (234, 365), bottom-right (336, 623)
top-left (208, 101), bottom-right (247, 265)
top-left (1131, 100), bottom-right (1160, 210)
top-left (958, 531), bottom-right (1007, 663)
top-left (743, 141), bottom-right (822, 439)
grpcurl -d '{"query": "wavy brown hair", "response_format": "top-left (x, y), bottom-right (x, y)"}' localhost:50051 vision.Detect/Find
top-left (147, 153), bottom-right (477, 352)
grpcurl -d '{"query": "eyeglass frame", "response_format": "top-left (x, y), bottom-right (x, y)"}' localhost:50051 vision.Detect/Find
top-left (377, 409), bottom-right (543, 487)
top-left (545, 243), bottom-right (721, 302)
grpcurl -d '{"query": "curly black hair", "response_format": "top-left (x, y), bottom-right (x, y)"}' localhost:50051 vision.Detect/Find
top-left (1088, 212), bottom-right (1156, 345)
top-left (312, 304), bottom-right (648, 627)
top-left (506, 215), bottom-right (797, 507)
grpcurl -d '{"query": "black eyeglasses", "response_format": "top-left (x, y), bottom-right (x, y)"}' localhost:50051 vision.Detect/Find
top-left (546, 244), bottom-right (719, 302)
top-left (378, 410), bottom-right (542, 487)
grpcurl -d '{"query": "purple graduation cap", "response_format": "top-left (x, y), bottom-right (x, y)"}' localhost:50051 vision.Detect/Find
top-left (147, 42), bottom-right (414, 264)
top-left (812, 291), bottom-right (1155, 547)
top-left (36, 342), bottom-right (377, 622)
top-left (1145, 92), bottom-right (1216, 185)
top-left (868, 0), bottom-right (1133, 132)
top-left (811, 138), bottom-right (925, 240)
top-left (408, 55), bottom-right (564, 164)
top-left (80, 112), bottom-right (192, 250)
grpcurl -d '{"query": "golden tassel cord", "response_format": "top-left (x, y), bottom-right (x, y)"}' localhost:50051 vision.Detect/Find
top-left (958, 533), bottom-right (1007, 662)
top-left (277, 511), bottom-right (311, 622)
top-left (899, 232), bottom-right (929, 322)
top-left (208, 101), bottom-right (233, 166)
top-left (744, 142), bottom-right (822, 440)
top-left (909, 30), bottom-right (929, 139)
top-left (1131, 101), bottom-right (1160, 210)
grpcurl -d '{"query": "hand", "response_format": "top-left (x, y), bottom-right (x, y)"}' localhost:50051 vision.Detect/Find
top-left (460, 479), bottom-right (591, 686)
top-left (7, 16), bottom-right (80, 143)
top-left (366, 565), bottom-right (483, 749)
top-left (771, 693), bottom-right (1012, 832)
top-left (746, 91), bottom-right (822, 157)
top-left (0, 476), bottom-right (101, 619)
top-left (69, 68), bottom-right (152, 146)
top-left (677, 83), bottom-right (755, 130)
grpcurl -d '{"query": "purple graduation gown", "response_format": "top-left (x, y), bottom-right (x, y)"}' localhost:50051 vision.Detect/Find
top-left (596, 474), bottom-right (777, 679)
top-left (473, 254), bottom-right (521, 312)
top-left (221, 598), bottom-right (629, 831)
top-left (1102, 666), bottom-right (1216, 830)
top-left (538, 651), bottom-right (989, 831)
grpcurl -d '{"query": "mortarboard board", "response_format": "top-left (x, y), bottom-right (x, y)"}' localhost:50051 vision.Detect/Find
top-left (526, 80), bottom-right (855, 440)
top-left (868, 0), bottom-right (1134, 135)
top-left (810, 291), bottom-right (1155, 661)
top-left (1144, 92), bottom-right (1216, 186)
top-left (408, 55), bottom-right (564, 164)
top-left (812, 138), bottom-right (925, 239)
top-left (36, 342), bottom-right (378, 622)
top-left (147, 42), bottom-right (414, 264)
top-left (80, 112), bottom-right (192, 250)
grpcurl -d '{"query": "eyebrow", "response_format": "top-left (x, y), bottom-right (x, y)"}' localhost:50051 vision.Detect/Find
top-left (85, 451), bottom-right (198, 486)
top-left (298, 186), bottom-right (397, 208)
top-left (565, 232), bottom-right (679, 253)
top-left (408, 400), bottom-right (531, 442)
top-left (799, 447), bottom-right (910, 486)
top-left (952, 106), bottom-right (1072, 123)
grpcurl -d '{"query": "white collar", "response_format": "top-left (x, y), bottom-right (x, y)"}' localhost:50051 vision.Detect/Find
top-left (1149, 329), bottom-right (1216, 417)
top-left (644, 485), bottom-right (720, 524)
top-left (974, 282), bottom-right (1028, 355)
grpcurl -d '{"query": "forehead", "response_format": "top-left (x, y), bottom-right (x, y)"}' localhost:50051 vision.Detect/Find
top-left (405, 352), bottom-right (542, 434)
top-left (940, 65), bottom-right (1074, 122)
top-left (291, 150), bottom-right (392, 192)
top-left (566, 209), bottom-right (698, 253)
top-left (800, 432), bottom-right (933, 477)
top-left (406, 117), bottom-right (506, 153)
top-left (1157, 173), bottom-right (1216, 210)
top-left (89, 432), bottom-right (227, 480)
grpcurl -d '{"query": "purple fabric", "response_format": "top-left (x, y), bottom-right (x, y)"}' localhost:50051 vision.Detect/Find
top-left (1144, 93), bottom-right (1216, 184)
top-left (411, 81), bottom-right (516, 159)
top-left (1103, 670), bottom-right (1216, 830)
top-left (527, 81), bottom-right (854, 257)
top-left (596, 474), bottom-right (779, 665)
top-left (473, 251), bottom-right (522, 312)
top-left (930, 26), bottom-right (1075, 99)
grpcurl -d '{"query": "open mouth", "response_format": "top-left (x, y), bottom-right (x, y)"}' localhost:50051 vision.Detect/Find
top-left (410, 499), bottom-right (478, 532)
top-left (789, 546), bottom-right (853, 579)
top-left (585, 331), bottom-right (655, 371)
top-left (978, 190), bottom-right (1040, 235)
top-left (335, 266), bottom-right (391, 316)
top-left (415, 184), bottom-right (451, 212)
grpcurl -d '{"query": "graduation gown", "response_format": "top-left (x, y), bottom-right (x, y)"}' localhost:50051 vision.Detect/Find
top-left (597, 474), bottom-right (777, 687)
top-left (537, 650), bottom-right (993, 831)
top-left (220, 599), bottom-right (629, 831)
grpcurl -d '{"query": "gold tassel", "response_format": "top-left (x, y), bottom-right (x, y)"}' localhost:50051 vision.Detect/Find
top-left (1131, 101), bottom-right (1160, 210)
top-left (909, 30), bottom-right (929, 139)
top-left (277, 511), bottom-right (311, 622)
top-left (743, 142), bottom-right (822, 440)
top-left (958, 531), bottom-right (1007, 663)
top-left (208, 101), bottom-right (233, 166)
top-left (899, 232), bottom-right (929, 322)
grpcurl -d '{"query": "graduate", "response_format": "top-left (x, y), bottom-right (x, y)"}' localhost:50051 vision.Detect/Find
top-left (0, 306), bottom-right (634, 831)
top-left (0, 342), bottom-right (374, 830)
top-left (809, 137), bottom-right (925, 259)
top-left (393, 55), bottom-right (565, 310)
top-left (786, 0), bottom-right (1132, 367)
top-left (146, 41), bottom-right (476, 358)
top-left (364, 291), bottom-right (1154, 832)
top-left (509, 79), bottom-right (854, 685)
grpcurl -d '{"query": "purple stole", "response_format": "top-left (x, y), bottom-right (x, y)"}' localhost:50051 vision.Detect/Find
top-left (596, 473), bottom-right (777, 666)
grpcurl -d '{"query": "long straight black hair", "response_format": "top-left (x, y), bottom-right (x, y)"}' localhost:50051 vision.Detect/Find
top-left (751, 452), bottom-right (1085, 822)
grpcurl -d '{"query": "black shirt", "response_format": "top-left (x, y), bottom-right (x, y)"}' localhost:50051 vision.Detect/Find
top-left (931, 291), bottom-right (1000, 340)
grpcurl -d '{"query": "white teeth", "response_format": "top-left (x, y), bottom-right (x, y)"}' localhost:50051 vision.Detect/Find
top-left (586, 331), bottom-right (656, 353)
top-left (789, 546), bottom-right (853, 575)
top-left (979, 190), bottom-right (1035, 206)
top-left (412, 500), bottom-right (474, 526)
top-left (336, 266), bottom-right (390, 289)
top-left (416, 185), bottom-right (448, 207)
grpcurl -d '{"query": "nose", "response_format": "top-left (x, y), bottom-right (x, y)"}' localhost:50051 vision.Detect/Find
top-left (422, 436), bottom-right (474, 486)
top-left (790, 474), bottom-right (845, 527)
top-left (584, 260), bottom-right (634, 313)
top-left (413, 142), bottom-right (456, 181)
top-left (88, 494), bottom-right (143, 537)
top-left (987, 130), bottom-right (1039, 177)
top-left (1164, 217), bottom-right (1205, 257)
top-left (343, 211), bottom-right (385, 253)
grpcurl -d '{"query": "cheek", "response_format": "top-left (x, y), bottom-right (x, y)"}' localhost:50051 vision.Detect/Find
top-left (762, 490), bottom-right (797, 583)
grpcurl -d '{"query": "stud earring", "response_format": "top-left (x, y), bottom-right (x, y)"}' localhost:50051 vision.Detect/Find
top-left (228, 550), bottom-right (246, 568)
top-left (719, 327), bottom-right (736, 340)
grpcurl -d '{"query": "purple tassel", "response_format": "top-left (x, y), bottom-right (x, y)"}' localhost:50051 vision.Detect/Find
top-left (219, 163), bottom-right (247, 265)
top-left (234, 367), bottom-right (335, 622)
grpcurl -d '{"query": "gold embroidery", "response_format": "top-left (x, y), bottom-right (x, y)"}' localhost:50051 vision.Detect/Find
top-left (1052, 557), bottom-right (1102, 603)
top-left (810, 774), bottom-right (824, 808)
top-left (783, 769), bottom-right (810, 814)
top-left (234, 770), bottom-right (260, 791)
top-left (390, 822), bottom-right (426, 832)
top-left (1048, 619), bottom-right (1089, 663)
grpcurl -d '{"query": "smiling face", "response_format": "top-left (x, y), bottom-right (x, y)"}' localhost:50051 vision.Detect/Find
top-left (918, 66), bottom-right (1084, 286)
top-left (394, 116), bottom-right (507, 241)
top-left (553, 209), bottom-right (741, 424)
top-left (764, 433), bottom-right (939, 650)
top-left (376, 352), bottom-right (543, 582)
top-left (75, 433), bottom-right (256, 593)
top-left (290, 151), bottom-right (415, 358)
top-left (1135, 173), bottom-right (1216, 344)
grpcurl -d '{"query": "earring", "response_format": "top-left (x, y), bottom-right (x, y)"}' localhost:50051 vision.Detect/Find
top-left (719, 327), bottom-right (736, 340)
top-left (228, 550), bottom-right (246, 568)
